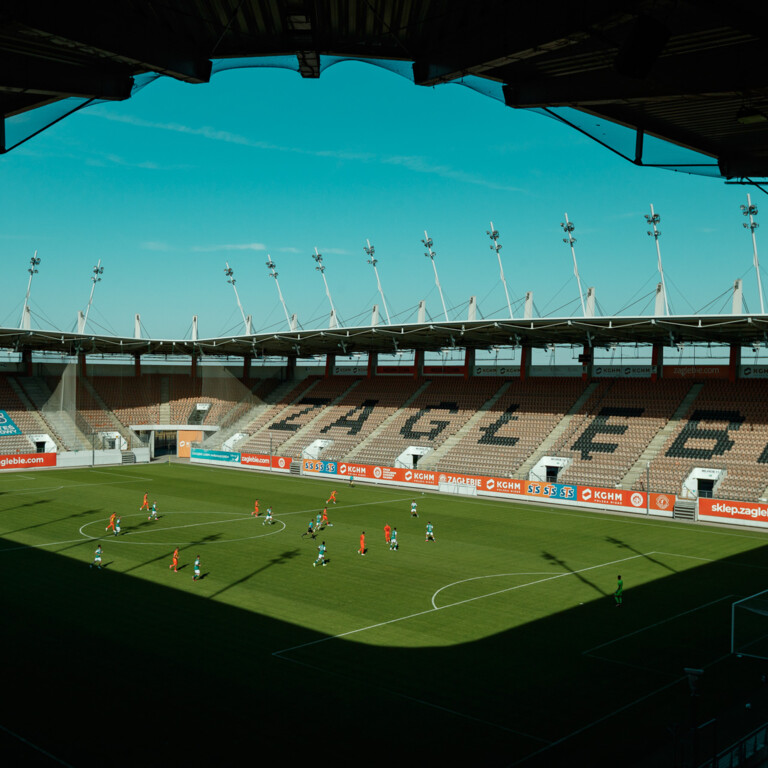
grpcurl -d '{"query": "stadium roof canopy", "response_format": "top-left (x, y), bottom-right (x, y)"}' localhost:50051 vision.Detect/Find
top-left (1, 1), bottom-right (768, 180)
top-left (1, 315), bottom-right (766, 358)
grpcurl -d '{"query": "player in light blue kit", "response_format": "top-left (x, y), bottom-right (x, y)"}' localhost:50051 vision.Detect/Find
top-left (314, 541), bottom-right (327, 567)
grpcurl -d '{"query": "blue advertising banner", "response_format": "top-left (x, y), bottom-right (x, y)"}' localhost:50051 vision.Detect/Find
top-left (0, 411), bottom-right (21, 436)
top-left (303, 459), bottom-right (337, 475)
top-left (190, 448), bottom-right (240, 463)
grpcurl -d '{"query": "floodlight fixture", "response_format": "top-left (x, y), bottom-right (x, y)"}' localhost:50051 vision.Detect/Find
top-left (265, 256), bottom-right (293, 331)
top-left (487, 221), bottom-right (513, 319)
top-left (644, 204), bottom-right (669, 315)
top-left (82, 258), bottom-right (104, 333)
top-left (223, 261), bottom-right (248, 333)
top-left (20, 250), bottom-right (41, 329)
top-left (312, 246), bottom-right (339, 326)
top-left (560, 214), bottom-right (586, 316)
top-left (421, 230), bottom-right (449, 321)
top-left (741, 194), bottom-right (765, 314)
top-left (364, 239), bottom-right (391, 324)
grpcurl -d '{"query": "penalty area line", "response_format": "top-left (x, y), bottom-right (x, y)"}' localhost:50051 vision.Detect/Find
top-left (274, 552), bottom-right (647, 656)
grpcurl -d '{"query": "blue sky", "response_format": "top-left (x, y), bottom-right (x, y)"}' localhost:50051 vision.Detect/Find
top-left (0, 59), bottom-right (762, 342)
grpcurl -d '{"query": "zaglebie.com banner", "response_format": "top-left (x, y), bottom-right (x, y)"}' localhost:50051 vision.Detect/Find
top-left (240, 453), bottom-right (292, 472)
top-left (698, 498), bottom-right (768, 529)
top-left (301, 460), bottom-right (675, 516)
top-left (0, 453), bottom-right (56, 470)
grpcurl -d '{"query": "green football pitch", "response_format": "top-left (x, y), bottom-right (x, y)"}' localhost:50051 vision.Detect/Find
top-left (1, 462), bottom-right (768, 767)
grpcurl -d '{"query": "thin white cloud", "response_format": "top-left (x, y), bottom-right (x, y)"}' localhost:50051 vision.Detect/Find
top-left (89, 110), bottom-right (527, 192)
top-left (141, 241), bottom-right (175, 251)
top-left (192, 243), bottom-right (266, 252)
top-left (275, 247), bottom-right (302, 254)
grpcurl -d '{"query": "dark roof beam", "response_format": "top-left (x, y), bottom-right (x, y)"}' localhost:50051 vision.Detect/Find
top-left (412, 1), bottom-right (621, 86)
top-left (0, 51), bottom-right (133, 101)
top-left (503, 42), bottom-right (768, 108)
top-left (14, 8), bottom-right (211, 84)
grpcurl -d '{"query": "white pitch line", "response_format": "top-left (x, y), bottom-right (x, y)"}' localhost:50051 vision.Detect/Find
top-left (431, 572), bottom-right (563, 609)
top-left (274, 552), bottom-right (648, 656)
top-left (0, 538), bottom-right (92, 553)
top-left (582, 594), bottom-right (735, 656)
top-left (0, 723), bottom-right (75, 768)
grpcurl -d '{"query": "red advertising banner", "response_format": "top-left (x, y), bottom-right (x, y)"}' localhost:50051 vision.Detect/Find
top-left (241, 453), bottom-right (292, 471)
top-left (662, 365), bottom-right (729, 380)
top-left (698, 497), bottom-right (768, 524)
top-left (0, 453), bottom-right (56, 470)
top-left (301, 460), bottom-right (675, 513)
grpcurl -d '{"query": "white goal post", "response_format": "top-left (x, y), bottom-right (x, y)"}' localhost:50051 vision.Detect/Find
top-left (731, 589), bottom-right (768, 659)
top-left (439, 481), bottom-right (478, 496)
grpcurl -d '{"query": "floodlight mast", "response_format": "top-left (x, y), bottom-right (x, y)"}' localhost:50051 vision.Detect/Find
top-left (20, 251), bottom-right (41, 329)
top-left (265, 256), bottom-right (293, 331)
top-left (741, 194), bottom-right (765, 314)
top-left (645, 204), bottom-right (670, 316)
top-left (421, 230), bottom-right (449, 321)
top-left (487, 222), bottom-right (513, 319)
top-left (364, 239), bottom-right (391, 325)
top-left (312, 247), bottom-right (339, 323)
top-left (82, 259), bottom-right (104, 332)
top-left (224, 262), bottom-right (249, 333)
top-left (560, 214), bottom-right (586, 316)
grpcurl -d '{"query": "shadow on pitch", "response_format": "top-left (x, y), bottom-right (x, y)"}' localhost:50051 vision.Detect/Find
top-left (0, 501), bottom-right (97, 536)
top-left (541, 551), bottom-right (608, 597)
top-left (208, 548), bottom-right (302, 599)
top-left (605, 536), bottom-right (677, 573)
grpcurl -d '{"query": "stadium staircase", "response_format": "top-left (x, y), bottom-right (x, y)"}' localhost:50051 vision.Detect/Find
top-left (15, 377), bottom-right (92, 451)
top-left (343, 380), bottom-right (432, 462)
top-left (159, 377), bottom-right (171, 423)
top-left (515, 382), bottom-right (599, 479)
top-left (620, 383), bottom-right (704, 490)
top-left (121, 451), bottom-right (136, 464)
top-left (78, 374), bottom-right (142, 449)
top-left (673, 498), bottom-right (696, 520)
top-left (204, 379), bottom-right (301, 450)
top-left (277, 379), bottom-right (362, 457)
top-left (418, 381), bottom-right (511, 470)
top-left (4, 376), bottom-right (64, 450)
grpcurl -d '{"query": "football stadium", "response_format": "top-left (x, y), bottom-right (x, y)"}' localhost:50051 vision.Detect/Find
top-left (3, 3), bottom-right (768, 767)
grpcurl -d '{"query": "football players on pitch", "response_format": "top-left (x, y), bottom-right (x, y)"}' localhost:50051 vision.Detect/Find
top-left (169, 547), bottom-right (179, 573)
top-left (139, 492), bottom-right (149, 512)
top-left (262, 507), bottom-right (274, 525)
top-left (425, 522), bottom-right (435, 542)
top-left (193, 555), bottom-right (201, 581)
top-left (105, 512), bottom-right (117, 533)
top-left (252, 499), bottom-right (260, 517)
top-left (90, 545), bottom-right (103, 569)
top-left (326, 490), bottom-right (337, 505)
top-left (302, 519), bottom-right (315, 539)
top-left (410, 500), bottom-right (418, 518)
top-left (148, 501), bottom-right (159, 521)
top-left (390, 527), bottom-right (398, 550)
top-left (314, 541), bottom-right (327, 567)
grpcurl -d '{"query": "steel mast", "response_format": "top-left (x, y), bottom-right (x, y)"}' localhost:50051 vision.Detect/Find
top-left (364, 239), bottom-right (391, 324)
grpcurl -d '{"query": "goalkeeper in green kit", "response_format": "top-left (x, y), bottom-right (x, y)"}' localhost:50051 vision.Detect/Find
top-left (614, 575), bottom-right (623, 607)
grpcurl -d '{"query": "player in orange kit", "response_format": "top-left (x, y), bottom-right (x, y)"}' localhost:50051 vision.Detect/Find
top-left (384, 524), bottom-right (391, 545)
top-left (169, 547), bottom-right (179, 572)
top-left (105, 512), bottom-right (116, 533)
top-left (252, 499), bottom-right (260, 517)
top-left (139, 492), bottom-right (149, 511)
top-left (326, 490), bottom-right (337, 505)
top-left (321, 507), bottom-right (332, 527)
top-left (358, 531), bottom-right (366, 556)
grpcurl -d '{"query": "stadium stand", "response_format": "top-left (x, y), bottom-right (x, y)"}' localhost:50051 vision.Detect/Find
top-left (428, 378), bottom-right (587, 477)
top-left (238, 376), bottom-right (359, 456)
top-left (553, 379), bottom-right (693, 488)
top-left (637, 381), bottom-right (768, 502)
top-left (350, 377), bottom-right (505, 468)
top-left (280, 376), bottom-right (424, 462)
top-left (90, 375), bottom-right (162, 426)
top-left (0, 374), bottom-right (52, 453)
